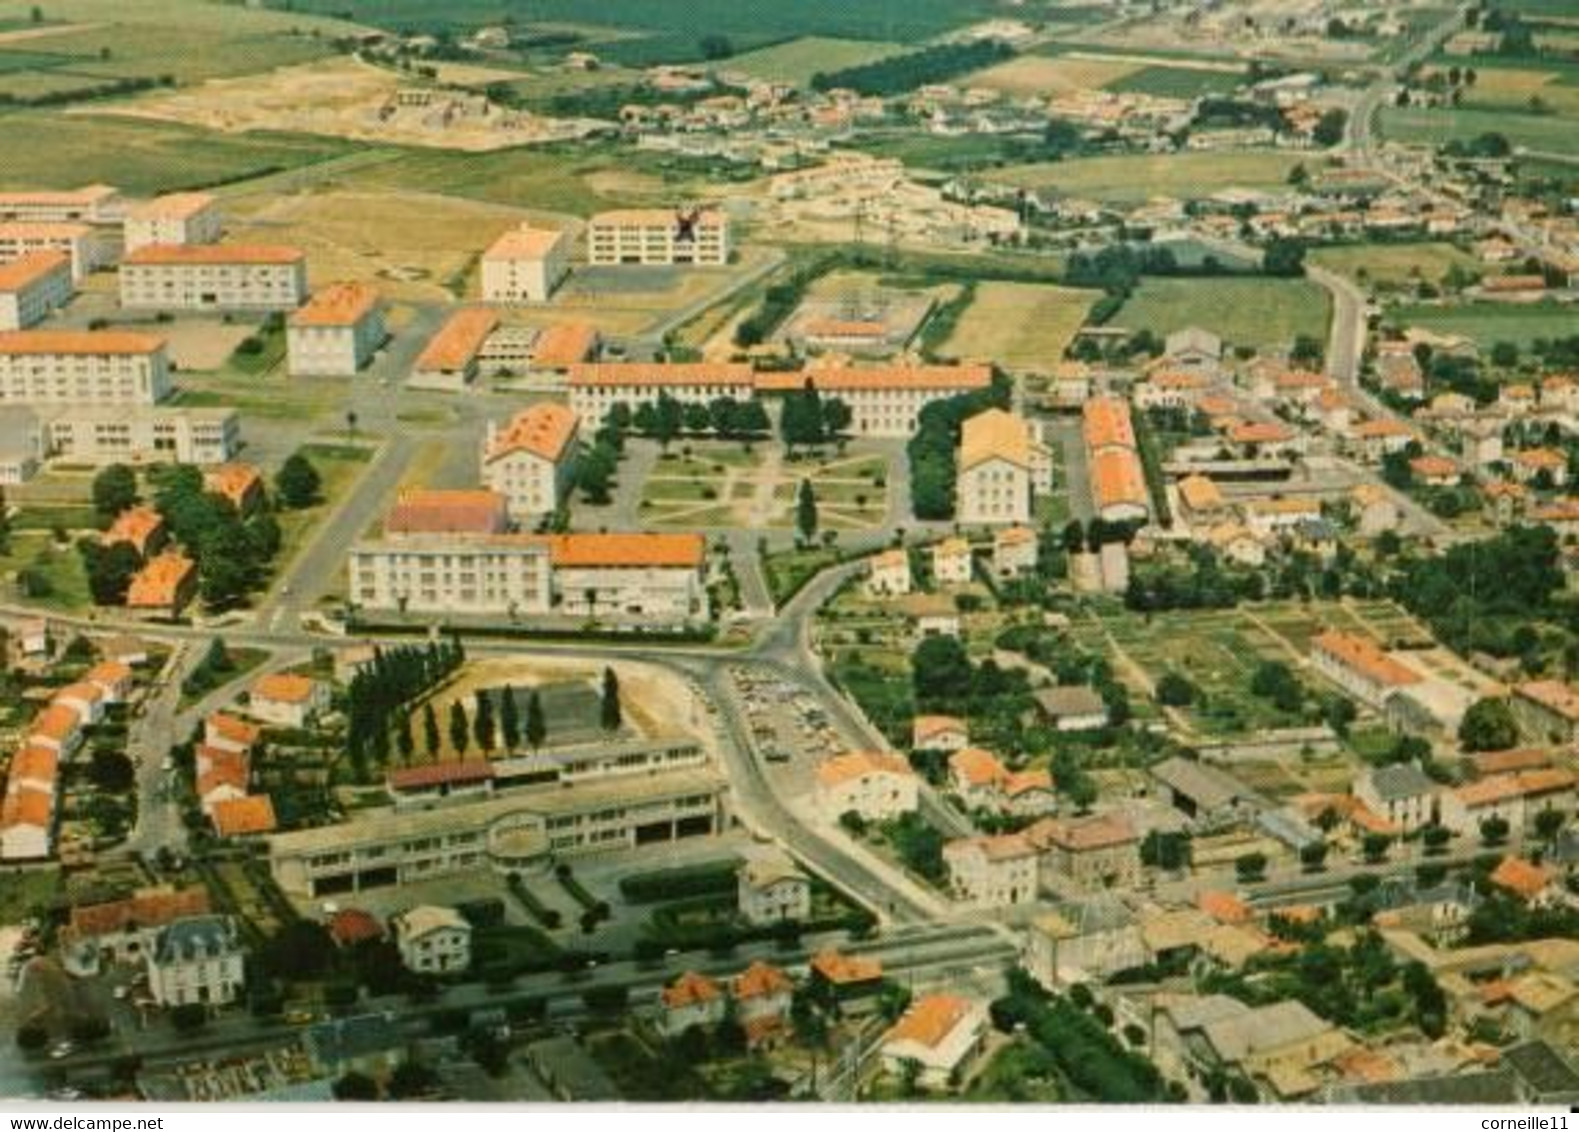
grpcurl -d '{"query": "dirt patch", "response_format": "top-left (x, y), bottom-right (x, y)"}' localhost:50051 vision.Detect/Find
top-left (155, 317), bottom-right (260, 371)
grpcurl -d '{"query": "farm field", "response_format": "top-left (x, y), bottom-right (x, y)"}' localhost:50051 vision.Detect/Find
top-left (1307, 242), bottom-right (1481, 287)
top-left (725, 37), bottom-right (906, 85)
top-left (1379, 104), bottom-right (1579, 156)
top-left (0, 112), bottom-right (359, 194)
top-left (1388, 300), bottom-right (1579, 349)
top-left (965, 54), bottom-right (1143, 95)
top-left (1114, 277), bottom-right (1331, 351)
top-left (1106, 64), bottom-right (1247, 98)
top-left (994, 150), bottom-right (1304, 203)
top-left (939, 282), bottom-right (1099, 371)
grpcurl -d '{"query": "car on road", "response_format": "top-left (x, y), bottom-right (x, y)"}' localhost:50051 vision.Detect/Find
top-left (49, 1041), bottom-right (74, 1060)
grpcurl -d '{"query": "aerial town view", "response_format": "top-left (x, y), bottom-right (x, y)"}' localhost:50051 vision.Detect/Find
top-left (0, 0), bottom-right (1578, 1113)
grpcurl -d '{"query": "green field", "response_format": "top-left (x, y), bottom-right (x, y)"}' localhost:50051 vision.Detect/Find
top-left (0, 113), bottom-right (357, 194)
top-left (1388, 300), bottom-right (1579, 349)
top-left (725, 36), bottom-right (906, 84)
top-left (1106, 64), bottom-right (1247, 98)
top-left (995, 150), bottom-right (1304, 203)
top-left (1379, 104), bottom-right (1579, 155)
top-left (1114, 277), bottom-right (1330, 351)
top-left (1308, 242), bottom-right (1481, 287)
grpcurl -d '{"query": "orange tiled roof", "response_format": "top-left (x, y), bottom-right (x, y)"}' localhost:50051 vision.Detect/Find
top-left (1513, 448), bottom-right (1566, 470)
top-left (1454, 768), bottom-right (1577, 808)
top-left (0, 185), bottom-right (115, 206)
top-left (949, 746), bottom-right (1006, 788)
top-left (211, 795), bottom-right (277, 837)
top-left (483, 225), bottom-right (567, 260)
top-left (1025, 812), bottom-right (1137, 852)
top-left (1005, 768), bottom-right (1053, 797)
top-left (0, 251), bottom-right (69, 291)
top-left (327, 908), bottom-right (384, 947)
top-left (1312, 630), bottom-right (1422, 688)
top-left (196, 746), bottom-right (249, 798)
top-left (661, 970), bottom-right (722, 1009)
top-left (531, 321), bottom-right (598, 368)
top-left (1082, 396), bottom-right (1136, 451)
top-left (752, 364), bottom-right (991, 393)
top-left (913, 714), bottom-right (965, 743)
top-left (386, 489), bottom-right (508, 536)
top-left (29, 703), bottom-right (79, 744)
top-left (1471, 748), bottom-right (1552, 775)
top-left (207, 712), bottom-right (262, 749)
top-left (1091, 448), bottom-right (1148, 511)
top-left (733, 960), bottom-right (793, 1001)
top-left (0, 330), bottom-right (163, 356)
top-left (290, 281), bottom-right (378, 328)
top-left (125, 192), bottom-right (214, 221)
top-left (1516, 680), bottom-right (1579, 723)
top-left (883, 994), bottom-right (974, 1049)
top-left (568, 362), bottom-right (753, 389)
top-left (1198, 890), bottom-right (1252, 925)
top-left (1490, 856), bottom-right (1553, 901)
top-left (124, 244), bottom-right (302, 266)
top-left (1229, 421), bottom-right (1294, 444)
top-left (1352, 419), bottom-right (1415, 439)
top-left (125, 552), bottom-right (195, 610)
top-left (414, 308), bottom-right (499, 373)
top-left (0, 786), bottom-right (51, 829)
top-left (252, 673), bottom-right (317, 706)
top-left (816, 749), bottom-right (913, 789)
top-left (0, 221), bottom-right (93, 241)
top-left (810, 948), bottom-right (882, 985)
top-left (203, 463), bottom-right (262, 509)
top-left (1409, 455), bottom-right (1459, 479)
top-left (54, 682), bottom-right (104, 708)
top-left (486, 403), bottom-right (578, 464)
top-left (1177, 474), bottom-right (1225, 512)
top-left (9, 744), bottom-right (58, 785)
top-left (68, 886), bottom-right (209, 938)
top-left (545, 531), bottom-right (704, 569)
top-left (959, 408), bottom-right (1035, 472)
top-left (102, 506), bottom-right (164, 555)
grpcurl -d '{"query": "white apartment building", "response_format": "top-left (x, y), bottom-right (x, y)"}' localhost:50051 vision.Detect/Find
top-left (755, 364), bottom-right (994, 438)
top-left (286, 282), bottom-right (384, 376)
top-left (41, 405), bottom-right (238, 465)
top-left (0, 223), bottom-right (106, 281)
top-left (956, 408), bottom-right (1051, 526)
top-left (815, 750), bottom-right (918, 821)
top-left (480, 402), bottom-right (579, 522)
top-left (393, 905), bottom-right (472, 975)
top-left (123, 192), bottom-right (221, 253)
top-left (0, 185), bottom-right (121, 224)
top-left (347, 531), bottom-right (708, 624)
top-left (145, 915), bottom-right (245, 1008)
top-left (0, 330), bottom-right (171, 405)
top-left (481, 225), bottom-right (570, 303)
top-left (1309, 630), bottom-right (1423, 710)
top-left (0, 252), bottom-right (73, 331)
top-left (120, 245), bottom-right (307, 312)
top-left (588, 208), bottom-right (729, 266)
top-left (879, 995), bottom-right (988, 1090)
top-left (737, 851), bottom-right (812, 926)
top-left (350, 534), bottom-right (554, 617)
top-left (943, 834), bottom-right (1039, 908)
top-left (567, 362), bottom-right (754, 431)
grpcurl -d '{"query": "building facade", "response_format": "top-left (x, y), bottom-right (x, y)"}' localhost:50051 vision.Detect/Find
top-left (0, 252), bottom-right (72, 332)
top-left (480, 403), bottom-right (579, 522)
top-left (123, 193), bottom-right (221, 253)
top-left (145, 916), bottom-right (245, 1008)
top-left (393, 906), bottom-right (472, 974)
top-left (286, 282), bottom-right (385, 376)
top-left (956, 409), bottom-right (1051, 526)
top-left (481, 226), bottom-right (570, 303)
top-left (41, 406), bottom-right (238, 465)
top-left (588, 209), bottom-right (729, 267)
top-left (120, 245), bottom-right (307, 311)
top-left (0, 330), bottom-right (171, 405)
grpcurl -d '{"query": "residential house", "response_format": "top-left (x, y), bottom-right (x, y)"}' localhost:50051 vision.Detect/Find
top-left (248, 673), bottom-right (328, 729)
top-left (912, 714), bottom-right (968, 752)
top-left (879, 994), bottom-right (988, 1090)
top-left (736, 849), bottom-right (811, 925)
top-left (659, 970), bottom-right (727, 1037)
top-left (145, 915), bottom-right (245, 1008)
top-left (732, 961), bottom-right (794, 1049)
top-left (867, 549), bottom-right (912, 597)
top-left (1026, 813), bottom-right (1142, 891)
top-left (1355, 764), bottom-right (1439, 833)
top-left (815, 750), bottom-right (918, 821)
top-left (931, 537), bottom-right (972, 586)
top-left (1439, 769), bottom-right (1577, 839)
top-left (1512, 681), bottom-right (1579, 745)
top-left (943, 833), bottom-right (1038, 907)
top-left (1031, 685), bottom-right (1109, 732)
top-left (992, 526), bottom-right (1039, 578)
top-left (392, 905), bottom-right (472, 975)
top-left (1310, 630), bottom-right (1422, 709)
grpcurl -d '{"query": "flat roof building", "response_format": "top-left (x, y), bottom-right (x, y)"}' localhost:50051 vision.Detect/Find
top-left (41, 404), bottom-right (238, 466)
top-left (123, 192), bottom-right (221, 254)
top-left (588, 208), bottom-right (729, 267)
top-left (0, 185), bottom-right (120, 225)
top-left (481, 225), bottom-right (570, 303)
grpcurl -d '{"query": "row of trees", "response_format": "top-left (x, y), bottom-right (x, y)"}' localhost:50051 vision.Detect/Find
top-left (908, 375), bottom-right (1012, 519)
top-left (809, 39), bottom-right (1012, 97)
top-left (345, 639), bottom-right (466, 772)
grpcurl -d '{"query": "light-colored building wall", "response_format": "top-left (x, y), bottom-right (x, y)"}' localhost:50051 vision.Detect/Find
top-left (286, 310), bottom-right (385, 376)
top-left (588, 210), bottom-right (729, 267)
top-left (0, 225), bottom-right (105, 282)
top-left (481, 227), bottom-right (570, 303)
top-left (41, 406), bottom-right (237, 465)
top-left (0, 332), bottom-right (170, 405)
top-left (0, 255), bottom-right (73, 331)
top-left (349, 535), bottom-right (554, 617)
top-left (120, 249), bottom-right (307, 311)
top-left (123, 194), bottom-right (222, 253)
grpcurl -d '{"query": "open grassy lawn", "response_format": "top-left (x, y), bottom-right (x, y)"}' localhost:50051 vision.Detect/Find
top-left (726, 36), bottom-right (906, 85)
top-left (640, 443), bottom-right (888, 530)
top-left (274, 444), bottom-right (375, 566)
top-left (1308, 241), bottom-right (1481, 287)
top-left (0, 531), bottom-right (91, 613)
top-left (1388, 300), bottom-right (1579, 349)
top-left (939, 281), bottom-right (1098, 371)
top-left (1106, 64), bottom-right (1247, 98)
top-left (965, 54), bottom-right (1143, 95)
top-left (0, 866), bottom-right (59, 925)
top-left (0, 113), bottom-right (358, 195)
top-left (994, 150), bottom-right (1304, 203)
top-left (1379, 104), bottom-right (1579, 156)
top-left (1114, 277), bottom-right (1330, 351)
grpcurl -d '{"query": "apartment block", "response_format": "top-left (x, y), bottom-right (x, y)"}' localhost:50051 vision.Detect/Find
top-left (956, 408), bottom-right (1052, 526)
top-left (145, 915), bottom-right (245, 1008)
top-left (754, 363), bottom-right (993, 438)
top-left (548, 532), bottom-right (707, 621)
top-left (567, 362), bottom-right (754, 431)
top-left (123, 192), bottom-right (221, 253)
top-left (944, 833), bottom-right (1039, 908)
top-left (0, 223), bottom-right (107, 281)
top-left (0, 330), bottom-right (171, 405)
top-left (120, 244), bottom-right (307, 311)
top-left (0, 252), bottom-right (73, 331)
top-left (588, 208), bottom-right (729, 266)
top-left (286, 282), bottom-right (385, 376)
top-left (0, 185), bottom-right (121, 224)
top-left (41, 405), bottom-right (239, 465)
top-left (480, 402), bottom-right (579, 522)
top-left (481, 225), bottom-right (570, 303)
top-left (411, 307), bottom-right (500, 390)
top-left (1309, 630), bottom-right (1423, 710)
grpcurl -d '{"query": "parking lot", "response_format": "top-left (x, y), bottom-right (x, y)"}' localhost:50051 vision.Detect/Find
top-left (727, 665), bottom-right (847, 799)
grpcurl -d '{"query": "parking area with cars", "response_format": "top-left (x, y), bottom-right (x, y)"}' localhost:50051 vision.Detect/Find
top-left (726, 664), bottom-right (848, 796)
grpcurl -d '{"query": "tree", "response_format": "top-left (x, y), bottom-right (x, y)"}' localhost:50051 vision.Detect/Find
top-left (1263, 238), bottom-right (1307, 277)
top-left (1533, 807), bottom-right (1566, 845)
top-left (275, 453), bottom-right (322, 510)
top-left (387, 1060), bottom-right (438, 1100)
top-left (473, 690), bottom-right (496, 752)
top-left (1312, 107), bottom-right (1348, 147)
top-left (449, 700), bottom-right (470, 757)
top-left (396, 711), bottom-right (414, 762)
top-left (526, 689), bottom-right (546, 749)
top-left (1299, 840), bottom-right (1329, 872)
top-left (88, 749), bottom-right (135, 793)
top-left (1361, 832), bottom-right (1392, 864)
top-left (500, 686), bottom-right (521, 750)
top-left (795, 479), bottom-right (818, 544)
top-left (333, 1072), bottom-right (379, 1100)
top-left (1422, 824), bottom-right (1452, 856)
top-left (600, 667), bottom-right (621, 732)
top-left (699, 33), bottom-right (733, 59)
top-left (1235, 852), bottom-right (1268, 883)
top-left (198, 523), bottom-right (255, 610)
top-left (91, 463), bottom-right (138, 522)
top-left (15, 1022), bottom-right (47, 1052)
top-left (1459, 697), bottom-right (1518, 752)
top-left (1479, 814), bottom-right (1511, 847)
top-left (912, 635), bottom-right (972, 709)
top-left (1155, 671), bottom-right (1196, 706)
top-left (423, 702), bottom-right (441, 757)
top-left (79, 539), bottom-right (141, 606)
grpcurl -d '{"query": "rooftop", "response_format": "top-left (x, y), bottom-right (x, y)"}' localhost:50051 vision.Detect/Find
top-left (486, 402), bottom-right (578, 464)
top-left (290, 281), bottom-right (379, 328)
top-left (0, 329), bottom-right (164, 356)
top-left (883, 993), bottom-right (976, 1050)
top-left (386, 489), bottom-right (508, 536)
top-left (0, 251), bottom-right (70, 292)
top-left (483, 225), bottom-right (568, 260)
top-left (414, 308), bottom-right (499, 373)
top-left (124, 243), bottom-right (303, 266)
top-left (815, 749), bottom-right (913, 789)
